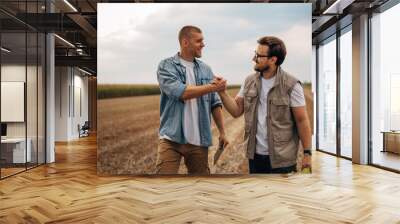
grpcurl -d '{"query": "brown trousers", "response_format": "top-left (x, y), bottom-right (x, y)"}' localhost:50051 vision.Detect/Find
top-left (155, 139), bottom-right (210, 175)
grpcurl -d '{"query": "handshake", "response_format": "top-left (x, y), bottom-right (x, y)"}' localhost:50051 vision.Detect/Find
top-left (210, 76), bottom-right (227, 93)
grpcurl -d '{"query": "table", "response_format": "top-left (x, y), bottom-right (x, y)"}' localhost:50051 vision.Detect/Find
top-left (1, 138), bottom-right (32, 163)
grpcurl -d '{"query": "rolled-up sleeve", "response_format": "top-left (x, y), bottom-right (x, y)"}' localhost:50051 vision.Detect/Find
top-left (157, 60), bottom-right (186, 101)
top-left (211, 91), bottom-right (222, 109)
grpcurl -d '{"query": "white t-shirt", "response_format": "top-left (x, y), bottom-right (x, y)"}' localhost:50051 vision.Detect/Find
top-left (180, 58), bottom-right (201, 146)
top-left (237, 76), bottom-right (305, 155)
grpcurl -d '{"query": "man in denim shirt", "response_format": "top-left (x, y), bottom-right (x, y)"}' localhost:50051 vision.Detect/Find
top-left (156, 25), bottom-right (229, 174)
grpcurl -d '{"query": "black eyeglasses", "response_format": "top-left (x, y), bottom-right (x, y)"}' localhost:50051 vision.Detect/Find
top-left (254, 51), bottom-right (271, 61)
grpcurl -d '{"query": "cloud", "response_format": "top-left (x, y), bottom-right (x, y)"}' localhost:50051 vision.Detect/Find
top-left (98, 3), bottom-right (311, 84)
top-left (274, 24), bottom-right (312, 81)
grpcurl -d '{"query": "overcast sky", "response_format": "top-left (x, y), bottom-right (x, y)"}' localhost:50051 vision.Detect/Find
top-left (98, 3), bottom-right (311, 84)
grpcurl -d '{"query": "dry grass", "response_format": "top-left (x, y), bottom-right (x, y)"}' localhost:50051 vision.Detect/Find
top-left (98, 87), bottom-right (313, 175)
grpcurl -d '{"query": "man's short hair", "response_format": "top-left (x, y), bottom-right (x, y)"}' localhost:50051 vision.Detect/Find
top-left (257, 36), bottom-right (286, 66)
top-left (179, 25), bottom-right (202, 44)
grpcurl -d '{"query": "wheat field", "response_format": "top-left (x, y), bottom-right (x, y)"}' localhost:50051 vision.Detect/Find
top-left (97, 87), bottom-right (313, 175)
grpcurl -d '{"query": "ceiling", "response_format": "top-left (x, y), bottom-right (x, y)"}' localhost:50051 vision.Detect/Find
top-left (0, 0), bottom-right (394, 76)
top-left (1, 0), bottom-right (98, 74)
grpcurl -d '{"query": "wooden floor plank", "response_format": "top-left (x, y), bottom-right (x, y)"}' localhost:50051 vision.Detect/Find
top-left (1, 134), bottom-right (400, 223)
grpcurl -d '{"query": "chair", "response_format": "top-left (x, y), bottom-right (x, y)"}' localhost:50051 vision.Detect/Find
top-left (78, 121), bottom-right (90, 138)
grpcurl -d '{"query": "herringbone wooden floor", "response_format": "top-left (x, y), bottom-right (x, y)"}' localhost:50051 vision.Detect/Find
top-left (1, 135), bottom-right (400, 224)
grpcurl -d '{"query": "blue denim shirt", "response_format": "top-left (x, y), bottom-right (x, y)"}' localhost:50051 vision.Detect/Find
top-left (157, 53), bottom-right (222, 147)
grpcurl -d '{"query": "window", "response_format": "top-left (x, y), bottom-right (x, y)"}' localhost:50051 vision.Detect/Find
top-left (340, 27), bottom-right (352, 158)
top-left (0, 2), bottom-right (46, 179)
top-left (371, 2), bottom-right (400, 171)
top-left (317, 35), bottom-right (337, 155)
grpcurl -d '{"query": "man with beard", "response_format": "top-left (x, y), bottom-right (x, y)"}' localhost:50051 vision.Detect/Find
top-left (156, 25), bottom-right (229, 175)
top-left (217, 36), bottom-right (312, 174)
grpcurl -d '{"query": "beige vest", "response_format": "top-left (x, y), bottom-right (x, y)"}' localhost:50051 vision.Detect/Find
top-left (242, 67), bottom-right (301, 168)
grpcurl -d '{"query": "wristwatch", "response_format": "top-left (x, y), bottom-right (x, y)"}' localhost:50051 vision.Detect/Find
top-left (303, 149), bottom-right (312, 156)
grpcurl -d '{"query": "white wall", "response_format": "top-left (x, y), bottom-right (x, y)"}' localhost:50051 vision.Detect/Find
top-left (1, 65), bottom-right (38, 138)
top-left (55, 66), bottom-right (89, 141)
top-left (1, 65), bottom-right (26, 141)
top-left (55, 66), bottom-right (70, 141)
top-left (1, 82), bottom-right (25, 122)
top-left (1, 63), bottom-right (46, 164)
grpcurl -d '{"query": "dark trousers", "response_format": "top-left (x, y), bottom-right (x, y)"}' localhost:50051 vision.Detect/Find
top-left (249, 153), bottom-right (296, 174)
